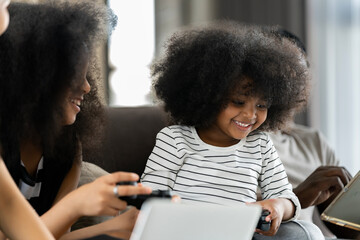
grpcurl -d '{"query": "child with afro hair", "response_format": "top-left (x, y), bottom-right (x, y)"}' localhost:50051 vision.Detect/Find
top-left (0, 2), bottom-right (151, 239)
top-left (141, 21), bottom-right (324, 239)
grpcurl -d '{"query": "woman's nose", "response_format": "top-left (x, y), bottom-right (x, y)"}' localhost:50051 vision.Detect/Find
top-left (82, 78), bottom-right (91, 94)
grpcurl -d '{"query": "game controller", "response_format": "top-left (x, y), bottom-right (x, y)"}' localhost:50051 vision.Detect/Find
top-left (256, 210), bottom-right (271, 231)
top-left (117, 181), bottom-right (172, 209)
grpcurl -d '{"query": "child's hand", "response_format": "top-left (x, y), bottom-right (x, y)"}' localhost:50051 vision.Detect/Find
top-left (247, 198), bottom-right (293, 236)
top-left (171, 195), bottom-right (181, 203)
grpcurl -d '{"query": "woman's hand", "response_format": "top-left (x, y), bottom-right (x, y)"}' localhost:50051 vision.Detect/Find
top-left (68, 172), bottom-right (152, 217)
top-left (59, 207), bottom-right (140, 240)
top-left (101, 207), bottom-right (140, 240)
top-left (43, 171), bottom-right (152, 239)
top-left (248, 198), bottom-right (294, 236)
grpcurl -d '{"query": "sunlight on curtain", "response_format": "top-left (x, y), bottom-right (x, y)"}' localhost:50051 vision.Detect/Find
top-left (108, 1), bottom-right (155, 106)
top-left (307, 0), bottom-right (360, 175)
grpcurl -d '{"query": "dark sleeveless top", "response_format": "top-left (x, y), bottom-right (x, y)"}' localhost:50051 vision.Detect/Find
top-left (18, 156), bottom-right (73, 215)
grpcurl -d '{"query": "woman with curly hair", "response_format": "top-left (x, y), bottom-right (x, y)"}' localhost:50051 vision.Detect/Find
top-left (141, 22), bottom-right (324, 239)
top-left (0, 2), bottom-right (151, 239)
top-left (0, 0), bottom-right (54, 239)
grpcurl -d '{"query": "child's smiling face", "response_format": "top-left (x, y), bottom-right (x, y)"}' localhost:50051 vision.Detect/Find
top-left (198, 77), bottom-right (269, 147)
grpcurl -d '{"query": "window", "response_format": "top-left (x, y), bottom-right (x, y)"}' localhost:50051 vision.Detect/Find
top-left (108, 1), bottom-right (155, 106)
top-left (307, 0), bottom-right (360, 174)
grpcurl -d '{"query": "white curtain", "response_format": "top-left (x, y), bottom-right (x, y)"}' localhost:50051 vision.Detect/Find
top-left (307, 0), bottom-right (360, 175)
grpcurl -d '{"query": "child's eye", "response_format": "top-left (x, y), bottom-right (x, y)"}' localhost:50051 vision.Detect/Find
top-left (257, 104), bottom-right (269, 109)
top-left (232, 100), bottom-right (244, 106)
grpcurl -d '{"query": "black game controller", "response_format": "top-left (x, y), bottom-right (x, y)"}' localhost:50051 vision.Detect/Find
top-left (116, 181), bottom-right (172, 209)
top-left (256, 210), bottom-right (271, 231)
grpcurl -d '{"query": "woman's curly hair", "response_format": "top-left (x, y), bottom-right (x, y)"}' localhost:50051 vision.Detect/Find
top-left (152, 21), bottom-right (310, 131)
top-left (0, 2), bottom-right (116, 182)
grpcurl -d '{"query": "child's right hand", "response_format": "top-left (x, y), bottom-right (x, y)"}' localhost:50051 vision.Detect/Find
top-left (248, 198), bottom-right (293, 236)
top-left (68, 172), bottom-right (152, 217)
top-left (171, 195), bottom-right (181, 203)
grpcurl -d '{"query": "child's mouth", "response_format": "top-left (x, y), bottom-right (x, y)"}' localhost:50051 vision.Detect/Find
top-left (234, 120), bottom-right (253, 130)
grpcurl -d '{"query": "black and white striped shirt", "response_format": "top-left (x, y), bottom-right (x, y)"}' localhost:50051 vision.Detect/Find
top-left (141, 125), bottom-right (300, 219)
top-left (19, 157), bottom-right (44, 200)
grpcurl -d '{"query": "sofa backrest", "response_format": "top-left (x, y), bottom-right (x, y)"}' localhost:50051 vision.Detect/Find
top-left (85, 106), bottom-right (168, 177)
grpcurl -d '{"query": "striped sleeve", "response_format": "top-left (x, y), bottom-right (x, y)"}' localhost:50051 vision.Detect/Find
top-left (141, 127), bottom-right (184, 190)
top-left (259, 135), bottom-right (300, 220)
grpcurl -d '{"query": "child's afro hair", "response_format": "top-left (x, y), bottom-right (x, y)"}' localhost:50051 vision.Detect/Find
top-left (151, 21), bottom-right (310, 131)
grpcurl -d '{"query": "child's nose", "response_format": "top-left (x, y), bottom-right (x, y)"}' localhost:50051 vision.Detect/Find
top-left (82, 78), bottom-right (91, 94)
top-left (242, 103), bottom-right (256, 119)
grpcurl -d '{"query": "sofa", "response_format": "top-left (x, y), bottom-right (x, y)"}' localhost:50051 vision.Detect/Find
top-left (85, 106), bottom-right (169, 176)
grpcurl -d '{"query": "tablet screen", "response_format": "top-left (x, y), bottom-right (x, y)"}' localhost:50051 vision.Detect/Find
top-left (321, 171), bottom-right (360, 230)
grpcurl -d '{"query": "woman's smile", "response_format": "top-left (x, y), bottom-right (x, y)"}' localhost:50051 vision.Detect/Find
top-left (69, 97), bottom-right (83, 112)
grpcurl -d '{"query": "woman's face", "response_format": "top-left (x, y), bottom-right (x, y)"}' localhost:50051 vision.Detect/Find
top-left (62, 52), bottom-right (91, 126)
top-left (0, 0), bottom-right (10, 35)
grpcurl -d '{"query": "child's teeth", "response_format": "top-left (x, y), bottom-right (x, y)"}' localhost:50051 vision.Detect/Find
top-left (235, 121), bottom-right (249, 127)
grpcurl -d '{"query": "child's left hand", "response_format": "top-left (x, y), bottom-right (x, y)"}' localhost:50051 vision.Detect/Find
top-left (247, 198), bottom-right (290, 236)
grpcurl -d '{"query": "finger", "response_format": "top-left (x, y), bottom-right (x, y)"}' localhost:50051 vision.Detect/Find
top-left (106, 195), bottom-right (129, 212)
top-left (117, 185), bottom-right (152, 197)
top-left (257, 226), bottom-right (274, 236)
top-left (265, 214), bottom-right (272, 222)
top-left (316, 166), bottom-right (345, 176)
top-left (323, 167), bottom-right (351, 186)
top-left (112, 199), bottom-right (128, 211)
top-left (103, 172), bottom-right (140, 184)
top-left (335, 167), bottom-right (351, 186)
top-left (106, 205), bottom-right (125, 216)
top-left (341, 167), bottom-right (353, 182)
top-left (93, 200), bottom-right (128, 216)
top-left (328, 176), bottom-right (345, 194)
top-left (315, 166), bottom-right (350, 188)
top-left (171, 195), bottom-right (181, 203)
top-left (270, 219), bottom-right (281, 236)
top-left (258, 217), bottom-right (279, 236)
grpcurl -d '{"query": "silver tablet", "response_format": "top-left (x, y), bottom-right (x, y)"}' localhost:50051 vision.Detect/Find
top-left (130, 199), bottom-right (262, 240)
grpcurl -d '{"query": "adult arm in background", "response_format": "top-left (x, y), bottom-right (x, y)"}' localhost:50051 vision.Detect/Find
top-left (294, 166), bottom-right (359, 239)
top-left (0, 159), bottom-right (54, 240)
